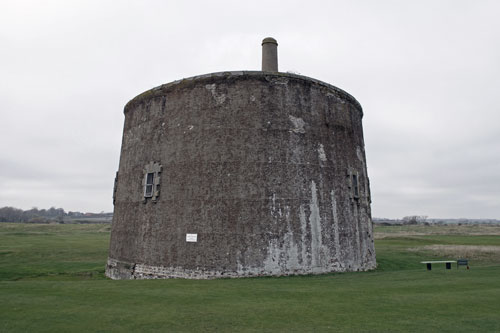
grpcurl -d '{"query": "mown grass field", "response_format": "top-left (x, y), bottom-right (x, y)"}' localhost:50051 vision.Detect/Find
top-left (1, 223), bottom-right (499, 332)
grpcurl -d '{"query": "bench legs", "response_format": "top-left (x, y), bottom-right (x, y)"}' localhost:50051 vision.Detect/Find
top-left (425, 263), bottom-right (453, 270)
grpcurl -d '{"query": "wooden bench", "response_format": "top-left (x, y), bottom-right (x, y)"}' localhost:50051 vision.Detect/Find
top-left (420, 260), bottom-right (456, 270)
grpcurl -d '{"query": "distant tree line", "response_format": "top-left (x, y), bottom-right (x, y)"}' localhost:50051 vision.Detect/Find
top-left (0, 206), bottom-right (112, 223)
top-left (373, 215), bottom-right (429, 226)
top-left (374, 216), bottom-right (500, 225)
top-left (401, 215), bottom-right (428, 225)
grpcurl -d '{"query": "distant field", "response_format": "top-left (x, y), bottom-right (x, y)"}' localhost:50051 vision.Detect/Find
top-left (1, 223), bottom-right (499, 332)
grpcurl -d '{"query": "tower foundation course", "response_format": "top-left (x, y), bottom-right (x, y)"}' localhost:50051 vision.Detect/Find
top-left (106, 39), bottom-right (376, 279)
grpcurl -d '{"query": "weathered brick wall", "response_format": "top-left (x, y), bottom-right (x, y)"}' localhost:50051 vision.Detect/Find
top-left (106, 71), bottom-right (376, 279)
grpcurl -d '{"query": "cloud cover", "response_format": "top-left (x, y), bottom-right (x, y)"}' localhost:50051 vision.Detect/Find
top-left (1, 0), bottom-right (499, 218)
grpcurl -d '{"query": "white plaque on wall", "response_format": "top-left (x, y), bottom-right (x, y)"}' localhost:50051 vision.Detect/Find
top-left (186, 233), bottom-right (198, 242)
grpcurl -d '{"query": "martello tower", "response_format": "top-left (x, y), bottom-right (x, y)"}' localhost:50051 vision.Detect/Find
top-left (106, 38), bottom-right (376, 279)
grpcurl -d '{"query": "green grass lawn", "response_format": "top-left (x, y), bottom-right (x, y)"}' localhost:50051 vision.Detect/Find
top-left (1, 223), bottom-right (499, 332)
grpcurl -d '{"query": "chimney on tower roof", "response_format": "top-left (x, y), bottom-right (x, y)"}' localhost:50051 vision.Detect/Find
top-left (261, 37), bottom-right (278, 72)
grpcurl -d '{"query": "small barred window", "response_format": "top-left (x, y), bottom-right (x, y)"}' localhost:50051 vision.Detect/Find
top-left (144, 173), bottom-right (155, 198)
top-left (352, 174), bottom-right (359, 198)
top-left (142, 161), bottom-right (162, 203)
top-left (347, 169), bottom-right (360, 203)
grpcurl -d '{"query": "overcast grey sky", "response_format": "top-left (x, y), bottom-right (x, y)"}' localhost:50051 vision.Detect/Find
top-left (1, 0), bottom-right (499, 218)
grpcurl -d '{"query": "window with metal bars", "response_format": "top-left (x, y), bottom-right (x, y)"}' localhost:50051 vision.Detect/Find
top-left (144, 172), bottom-right (155, 198)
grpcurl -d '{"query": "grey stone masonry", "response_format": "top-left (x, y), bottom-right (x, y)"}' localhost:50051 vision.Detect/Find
top-left (107, 70), bottom-right (376, 279)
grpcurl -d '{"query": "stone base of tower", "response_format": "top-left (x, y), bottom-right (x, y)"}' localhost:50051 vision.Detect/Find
top-left (105, 257), bottom-right (376, 280)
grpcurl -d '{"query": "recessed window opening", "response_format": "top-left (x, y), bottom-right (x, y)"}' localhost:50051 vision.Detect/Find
top-left (144, 172), bottom-right (154, 198)
top-left (142, 161), bottom-right (162, 203)
top-left (352, 174), bottom-right (359, 198)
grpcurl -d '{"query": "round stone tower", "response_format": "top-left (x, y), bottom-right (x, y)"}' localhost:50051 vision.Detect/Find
top-left (106, 38), bottom-right (376, 279)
